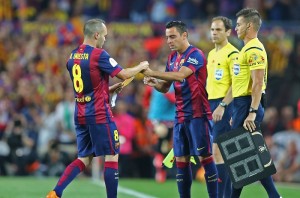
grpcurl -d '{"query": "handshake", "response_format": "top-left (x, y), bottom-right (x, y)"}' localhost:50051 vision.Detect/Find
top-left (138, 61), bottom-right (153, 76)
top-left (138, 61), bottom-right (158, 87)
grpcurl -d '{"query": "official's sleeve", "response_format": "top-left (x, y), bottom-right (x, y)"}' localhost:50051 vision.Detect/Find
top-left (181, 51), bottom-right (204, 73)
top-left (246, 49), bottom-right (266, 70)
top-left (98, 50), bottom-right (123, 77)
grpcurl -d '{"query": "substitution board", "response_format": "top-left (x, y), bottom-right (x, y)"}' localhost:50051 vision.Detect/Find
top-left (216, 124), bottom-right (276, 189)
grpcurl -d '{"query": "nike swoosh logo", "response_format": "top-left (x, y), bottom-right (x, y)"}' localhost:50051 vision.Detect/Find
top-left (176, 174), bottom-right (184, 177)
top-left (114, 173), bottom-right (119, 176)
top-left (197, 147), bottom-right (205, 151)
top-left (208, 174), bottom-right (217, 179)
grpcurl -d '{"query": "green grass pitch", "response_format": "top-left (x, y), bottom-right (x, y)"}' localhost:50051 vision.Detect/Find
top-left (0, 177), bottom-right (298, 198)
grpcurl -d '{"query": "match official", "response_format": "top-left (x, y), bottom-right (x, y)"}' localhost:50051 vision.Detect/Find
top-left (230, 8), bottom-right (281, 198)
top-left (207, 16), bottom-right (238, 198)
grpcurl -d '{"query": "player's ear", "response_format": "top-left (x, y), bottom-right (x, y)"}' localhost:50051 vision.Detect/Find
top-left (94, 32), bottom-right (99, 40)
top-left (226, 29), bottom-right (232, 36)
top-left (183, 31), bottom-right (188, 39)
top-left (246, 23), bottom-right (250, 30)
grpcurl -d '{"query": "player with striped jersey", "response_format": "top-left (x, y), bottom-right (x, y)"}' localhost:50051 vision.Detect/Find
top-left (47, 19), bottom-right (148, 198)
top-left (143, 20), bottom-right (218, 198)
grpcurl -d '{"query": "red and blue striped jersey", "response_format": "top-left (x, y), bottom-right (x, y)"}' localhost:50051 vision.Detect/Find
top-left (166, 45), bottom-right (212, 123)
top-left (66, 44), bottom-right (122, 124)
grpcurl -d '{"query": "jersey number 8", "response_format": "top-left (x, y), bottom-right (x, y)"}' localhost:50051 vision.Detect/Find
top-left (72, 64), bottom-right (84, 93)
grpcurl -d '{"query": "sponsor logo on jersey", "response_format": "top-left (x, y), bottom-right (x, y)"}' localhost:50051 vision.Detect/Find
top-left (187, 57), bottom-right (198, 65)
top-left (115, 142), bottom-right (120, 150)
top-left (75, 96), bottom-right (92, 103)
top-left (249, 53), bottom-right (265, 66)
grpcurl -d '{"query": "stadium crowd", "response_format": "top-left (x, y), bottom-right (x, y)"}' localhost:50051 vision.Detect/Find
top-left (0, 0), bottom-right (300, 183)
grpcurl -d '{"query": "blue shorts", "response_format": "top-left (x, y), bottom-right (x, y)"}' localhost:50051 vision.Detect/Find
top-left (209, 98), bottom-right (233, 143)
top-left (173, 117), bottom-right (213, 157)
top-left (75, 122), bottom-right (120, 157)
top-left (232, 96), bottom-right (264, 130)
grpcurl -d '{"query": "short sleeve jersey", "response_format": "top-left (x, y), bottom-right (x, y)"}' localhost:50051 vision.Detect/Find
top-left (166, 45), bottom-right (212, 123)
top-left (206, 43), bottom-right (239, 99)
top-left (66, 44), bottom-right (122, 124)
top-left (232, 38), bottom-right (268, 97)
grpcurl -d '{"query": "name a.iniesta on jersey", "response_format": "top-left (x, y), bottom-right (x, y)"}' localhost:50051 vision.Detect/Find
top-left (70, 53), bottom-right (89, 60)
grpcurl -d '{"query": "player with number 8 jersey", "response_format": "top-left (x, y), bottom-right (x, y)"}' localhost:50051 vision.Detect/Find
top-left (46, 19), bottom-right (148, 198)
top-left (68, 46), bottom-right (121, 124)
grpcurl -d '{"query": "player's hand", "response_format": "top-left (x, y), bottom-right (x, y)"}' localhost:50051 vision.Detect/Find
top-left (109, 82), bottom-right (123, 93)
top-left (243, 113), bottom-right (256, 132)
top-left (143, 76), bottom-right (158, 87)
top-left (212, 106), bottom-right (225, 122)
top-left (139, 61), bottom-right (149, 70)
top-left (142, 68), bottom-right (153, 76)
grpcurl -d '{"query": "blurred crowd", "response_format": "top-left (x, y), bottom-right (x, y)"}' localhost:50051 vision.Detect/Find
top-left (0, 0), bottom-right (300, 183)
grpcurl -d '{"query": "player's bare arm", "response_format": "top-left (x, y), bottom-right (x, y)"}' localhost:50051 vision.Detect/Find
top-left (109, 82), bottom-right (123, 94)
top-left (243, 69), bottom-right (264, 132)
top-left (143, 76), bottom-right (172, 93)
top-left (116, 61), bottom-right (149, 80)
top-left (143, 66), bottom-right (193, 82)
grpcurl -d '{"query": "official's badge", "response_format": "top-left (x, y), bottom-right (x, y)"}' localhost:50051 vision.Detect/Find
top-left (233, 64), bottom-right (240, 75)
top-left (249, 53), bottom-right (258, 65)
top-left (215, 69), bottom-right (223, 80)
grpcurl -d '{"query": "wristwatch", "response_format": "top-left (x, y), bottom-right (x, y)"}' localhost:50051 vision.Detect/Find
top-left (219, 101), bottom-right (227, 108)
top-left (249, 107), bottom-right (258, 113)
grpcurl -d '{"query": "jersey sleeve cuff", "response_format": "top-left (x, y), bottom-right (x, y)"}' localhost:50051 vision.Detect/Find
top-left (110, 66), bottom-right (122, 77)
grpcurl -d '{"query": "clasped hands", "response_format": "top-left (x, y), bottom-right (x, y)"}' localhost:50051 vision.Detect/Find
top-left (138, 62), bottom-right (158, 87)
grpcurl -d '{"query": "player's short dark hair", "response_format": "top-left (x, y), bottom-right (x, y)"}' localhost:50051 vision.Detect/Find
top-left (83, 19), bottom-right (105, 38)
top-left (236, 8), bottom-right (262, 31)
top-left (166, 20), bottom-right (188, 36)
top-left (212, 16), bottom-right (232, 31)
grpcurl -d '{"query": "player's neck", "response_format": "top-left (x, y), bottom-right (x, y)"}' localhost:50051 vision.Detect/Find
top-left (177, 43), bottom-right (190, 54)
top-left (83, 39), bottom-right (96, 48)
top-left (243, 32), bottom-right (257, 45)
top-left (215, 40), bottom-right (228, 51)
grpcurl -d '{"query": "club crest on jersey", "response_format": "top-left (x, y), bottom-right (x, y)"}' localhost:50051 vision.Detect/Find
top-left (233, 64), bottom-right (240, 75)
top-left (215, 69), bottom-right (223, 80)
top-left (175, 59), bottom-right (184, 71)
top-left (180, 59), bottom-right (184, 66)
top-left (187, 57), bottom-right (198, 65)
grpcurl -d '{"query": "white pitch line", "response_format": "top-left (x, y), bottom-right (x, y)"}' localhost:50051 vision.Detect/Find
top-left (92, 179), bottom-right (158, 198)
